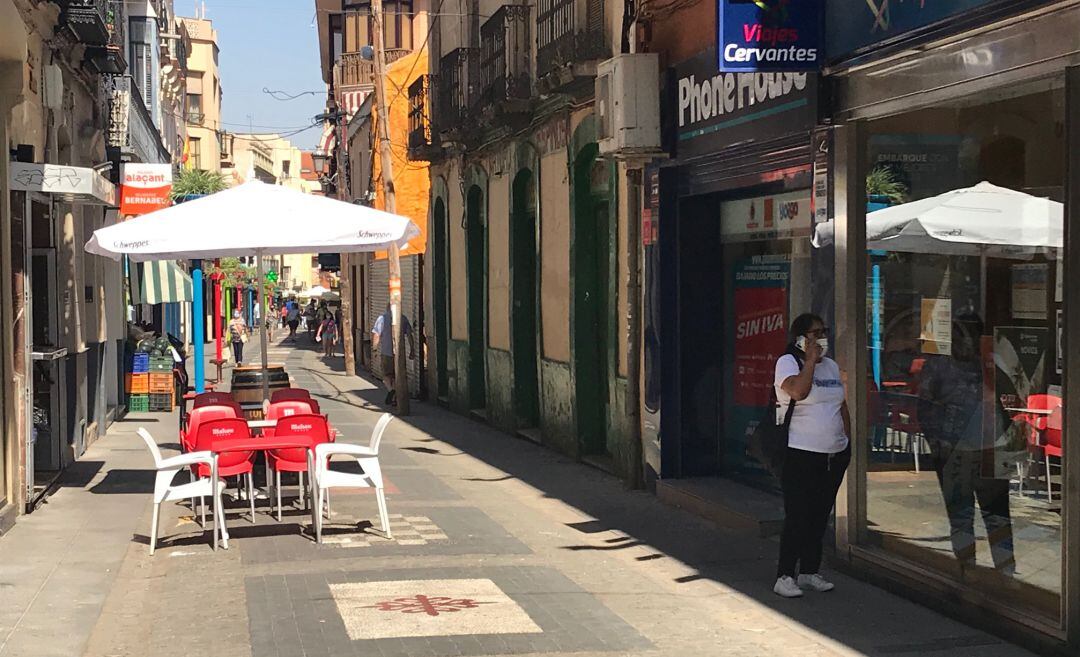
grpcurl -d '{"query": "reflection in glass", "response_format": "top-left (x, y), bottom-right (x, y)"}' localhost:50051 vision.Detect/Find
top-left (862, 82), bottom-right (1064, 619)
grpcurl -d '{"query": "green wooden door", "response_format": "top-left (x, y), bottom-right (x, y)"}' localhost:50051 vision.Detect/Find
top-left (433, 198), bottom-right (449, 398)
top-left (573, 146), bottom-right (610, 455)
top-left (511, 170), bottom-right (539, 427)
top-left (466, 185), bottom-right (487, 409)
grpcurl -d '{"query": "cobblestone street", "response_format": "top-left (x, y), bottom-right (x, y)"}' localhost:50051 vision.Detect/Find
top-left (0, 337), bottom-right (1036, 657)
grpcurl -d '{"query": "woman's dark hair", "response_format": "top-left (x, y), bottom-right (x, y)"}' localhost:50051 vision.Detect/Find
top-left (790, 313), bottom-right (820, 354)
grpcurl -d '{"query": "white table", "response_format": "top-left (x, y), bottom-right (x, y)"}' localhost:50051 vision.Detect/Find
top-left (247, 419), bottom-right (277, 429)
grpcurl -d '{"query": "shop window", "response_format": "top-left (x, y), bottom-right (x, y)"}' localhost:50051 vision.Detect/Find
top-left (862, 80), bottom-right (1065, 619)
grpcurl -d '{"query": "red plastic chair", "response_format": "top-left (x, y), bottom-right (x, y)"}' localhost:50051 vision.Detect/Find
top-left (261, 400), bottom-right (319, 437)
top-left (270, 388), bottom-right (312, 404)
top-left (1043, 404), bottom-right (1063, 501)
top-left (1012, 394), bottom-right (1062, 497)
top-left (266, 414), bottom-right (334, 520)
top-left (181, 404), bottom-right (241, 452)
top-left (192, 391), bottom-right (236, 409)
top-left (192, 417), bottom-right (257, 521)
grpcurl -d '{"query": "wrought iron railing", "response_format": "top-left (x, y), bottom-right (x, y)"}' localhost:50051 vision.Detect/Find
top-left (61, 0), bottom-right (110, 45)
top-left (536, 0), bottom-right (607, 78)
top-left (478, 5), bottom-right (531, 113)
top-left (85, 0), bottom-right (126, 74)
top-left (437, 48), bottom-right (476, 135)
top-left (408, 74), bottom-right (433, 151)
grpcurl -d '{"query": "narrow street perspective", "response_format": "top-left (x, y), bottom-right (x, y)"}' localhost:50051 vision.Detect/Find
top-left (0, 335), bottom-right (1037, 657)
top-left (2, 0), bottom-right (1080, 655)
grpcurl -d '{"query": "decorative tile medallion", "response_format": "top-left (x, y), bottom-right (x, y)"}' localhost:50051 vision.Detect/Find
top-left (328, 578), bottom-right (542, 640)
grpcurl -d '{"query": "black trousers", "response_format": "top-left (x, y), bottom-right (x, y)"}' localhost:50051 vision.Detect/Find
top-left (777, 446), bottom-right (850, 578)
top-left (232, 340), bottom-right (244, 364)
top-left (927, 439), bottom-right (1014, 569)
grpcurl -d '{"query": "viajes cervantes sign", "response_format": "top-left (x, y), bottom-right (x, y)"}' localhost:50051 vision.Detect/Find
top-left (718, 0), bottom-right (822, 72)
top-left (120, 163), bottom-right (172, 216)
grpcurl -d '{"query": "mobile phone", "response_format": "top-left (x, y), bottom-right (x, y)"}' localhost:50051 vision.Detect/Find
top-left (795, 336), bottom-right (807, 351)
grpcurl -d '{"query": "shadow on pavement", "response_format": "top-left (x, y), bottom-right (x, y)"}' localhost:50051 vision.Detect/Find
top-left (384, 404), bottom-right (1022, 657)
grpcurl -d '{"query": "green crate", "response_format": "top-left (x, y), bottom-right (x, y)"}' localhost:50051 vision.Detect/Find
top-left (149, 358), bottom-right (173, 372)
top-left (128, 394), bottom-right (149, 413)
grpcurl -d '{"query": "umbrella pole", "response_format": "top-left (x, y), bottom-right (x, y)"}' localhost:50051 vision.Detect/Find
top-left (256, 250), bottom-right (269, 403)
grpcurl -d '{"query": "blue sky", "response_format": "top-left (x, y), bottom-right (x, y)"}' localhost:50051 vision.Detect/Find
top-left (179, 0), bottom-right (326, 150)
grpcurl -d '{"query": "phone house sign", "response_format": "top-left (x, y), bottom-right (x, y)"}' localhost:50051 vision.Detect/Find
top-left (671, 48), bottom-right (818, 161)
top-left (678, 71), bottom-right (808, 129)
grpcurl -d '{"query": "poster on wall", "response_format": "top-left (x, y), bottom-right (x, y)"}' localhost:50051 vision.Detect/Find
top-left (732, 256), bottom-right (790, 407)
top-left (1011, 263), bottom-right (1048, 320)
top-left (720, 191), bottom-right (812, 242)
top-left (991, 326), bottom-right (1048, 479)
top-left (866, 135), bottom-right (966, 201)
top-left (919, 297), bottom-right (952, 355)
top-left (119, 163), bottom-right (173, 216)
top-left (718, 0), bottom-right (822, 72)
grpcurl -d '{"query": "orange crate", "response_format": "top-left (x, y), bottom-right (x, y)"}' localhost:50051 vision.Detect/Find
top-left (148, 373), bottom-right (173, 393)
top-left (125, 373), bottom-right (149, 394)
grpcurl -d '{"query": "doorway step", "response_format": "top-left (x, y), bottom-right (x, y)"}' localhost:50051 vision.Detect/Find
top-left (657, 477), bottom-right (784, 538)
top-left (516, 427), bottom-right (542, 444)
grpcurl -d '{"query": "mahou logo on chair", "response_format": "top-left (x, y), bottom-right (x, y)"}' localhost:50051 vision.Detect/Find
top-left (120, 163), bottom-right (173, 216)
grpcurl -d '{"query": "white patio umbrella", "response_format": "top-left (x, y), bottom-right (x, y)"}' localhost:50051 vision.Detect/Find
top-left (86, 179), bottom-right (420, 399)
top-left (866, 181), bottom-right (1062, 256)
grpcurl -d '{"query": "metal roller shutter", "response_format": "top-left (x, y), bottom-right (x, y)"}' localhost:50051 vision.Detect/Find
top-left (367, 255), bottom-right (421, 392)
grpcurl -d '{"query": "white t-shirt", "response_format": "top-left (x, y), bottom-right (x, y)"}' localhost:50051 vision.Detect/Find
top-left (774, 354), bottom-right (848, 454)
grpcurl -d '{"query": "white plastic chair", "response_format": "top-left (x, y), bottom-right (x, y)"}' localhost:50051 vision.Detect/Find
top-left (138, 428), bottom-right (227, 554)
top-left (312, 413), bottom-right (393, 543)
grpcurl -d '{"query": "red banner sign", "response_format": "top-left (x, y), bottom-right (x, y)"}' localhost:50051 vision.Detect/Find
top-left (120, 163), bottom-right (172, 216)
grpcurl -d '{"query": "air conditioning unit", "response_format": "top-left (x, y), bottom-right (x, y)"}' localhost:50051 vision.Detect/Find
top-left (595, 54), bottom-right (663, 159)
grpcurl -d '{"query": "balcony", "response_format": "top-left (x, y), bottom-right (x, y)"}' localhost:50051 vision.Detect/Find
top-left (60, 0), bottom-right (110, 45)
top-left (186, 112), bottom-right (205, 126)
top-left (478, 6), bottom-right (531, 119)
top-left (85, 1), bottom-right (126, 75)
top-left (334, 52), bottom-right (376, 90)
top-left (407, 74), bottom-right (441, 161)
top-left (436, 48), bottom-right (479, 143)
top-left (536, 0), bottom-right (609, 91)
top-left (106, 76), bottom-right (170, 164)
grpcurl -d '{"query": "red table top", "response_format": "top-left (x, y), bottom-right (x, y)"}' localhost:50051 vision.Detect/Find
top-left (212, 436), bottom-right (315, 454)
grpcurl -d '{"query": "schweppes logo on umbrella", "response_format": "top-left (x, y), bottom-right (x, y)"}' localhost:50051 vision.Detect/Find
top-left (120, 163), bottom-right (173, 216)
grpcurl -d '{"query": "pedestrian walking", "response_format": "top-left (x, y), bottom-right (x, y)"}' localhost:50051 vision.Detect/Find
top-left (228, 309), bottom-right (248, 366)
top-left (286, 301), bottom-right (301, 341)
top-left (280, 303), bottom-right (288, 328)
top-left (372, 304), bottom-right (415, 406)
top-left (772, 313), bottom-right (850, 598)
top-left (316, 313), bottom-right (339, 357)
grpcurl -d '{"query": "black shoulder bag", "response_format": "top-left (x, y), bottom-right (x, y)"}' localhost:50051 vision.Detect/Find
top-left (748, 353), bottom-right (802, 477)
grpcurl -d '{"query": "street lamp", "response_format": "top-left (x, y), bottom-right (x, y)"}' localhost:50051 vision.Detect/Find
top-left (311, 150), bottom-right (330, 174)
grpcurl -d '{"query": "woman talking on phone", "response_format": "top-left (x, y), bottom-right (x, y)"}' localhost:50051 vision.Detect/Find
top-left (772, 313), bottom-right (851, 599)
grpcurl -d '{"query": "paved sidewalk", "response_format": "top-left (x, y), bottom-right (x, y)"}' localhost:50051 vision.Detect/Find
top-left (0, 334), bottom-right (1038, 657)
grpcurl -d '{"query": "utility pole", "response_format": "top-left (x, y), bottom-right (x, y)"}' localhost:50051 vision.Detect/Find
top-left (371, 0), bottom-right (409, 414)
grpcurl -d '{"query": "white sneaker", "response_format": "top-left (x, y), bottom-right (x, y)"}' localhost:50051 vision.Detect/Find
top-left (797, 573), bottom-right (835, 592)
top-left (773, 576), bottom-right (804, 598)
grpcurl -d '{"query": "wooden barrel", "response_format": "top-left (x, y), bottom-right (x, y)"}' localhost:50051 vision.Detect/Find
top-left (230, 365), bottom-right (290, 420)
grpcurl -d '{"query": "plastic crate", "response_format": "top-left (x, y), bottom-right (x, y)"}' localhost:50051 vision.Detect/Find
top-left (125, 373), bottom-right (149, 394)
top-left (149, 357), bottom-right (173, 372)
top-left (128, 394), bottom-right (149, 413)
top-left (148, 373), bottom-right (173, 393)
top-left (149, 392), bottom-right (174, 411)
top-left (130, 353), bottom-right (150, 374)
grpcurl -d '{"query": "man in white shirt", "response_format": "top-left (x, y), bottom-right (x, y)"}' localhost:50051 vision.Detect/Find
top-left (372, 304), bottom-right (415, 405)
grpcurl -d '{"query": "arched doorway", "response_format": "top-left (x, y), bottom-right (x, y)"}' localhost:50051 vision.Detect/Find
top-left (511, 169), bottom-right (539, 427)
top-left (466, 184), bottom-right (487, 410)
top-left (432, 197), bottom-right (449, 398)
top-left (573, 144), bottom-right (611, 456)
